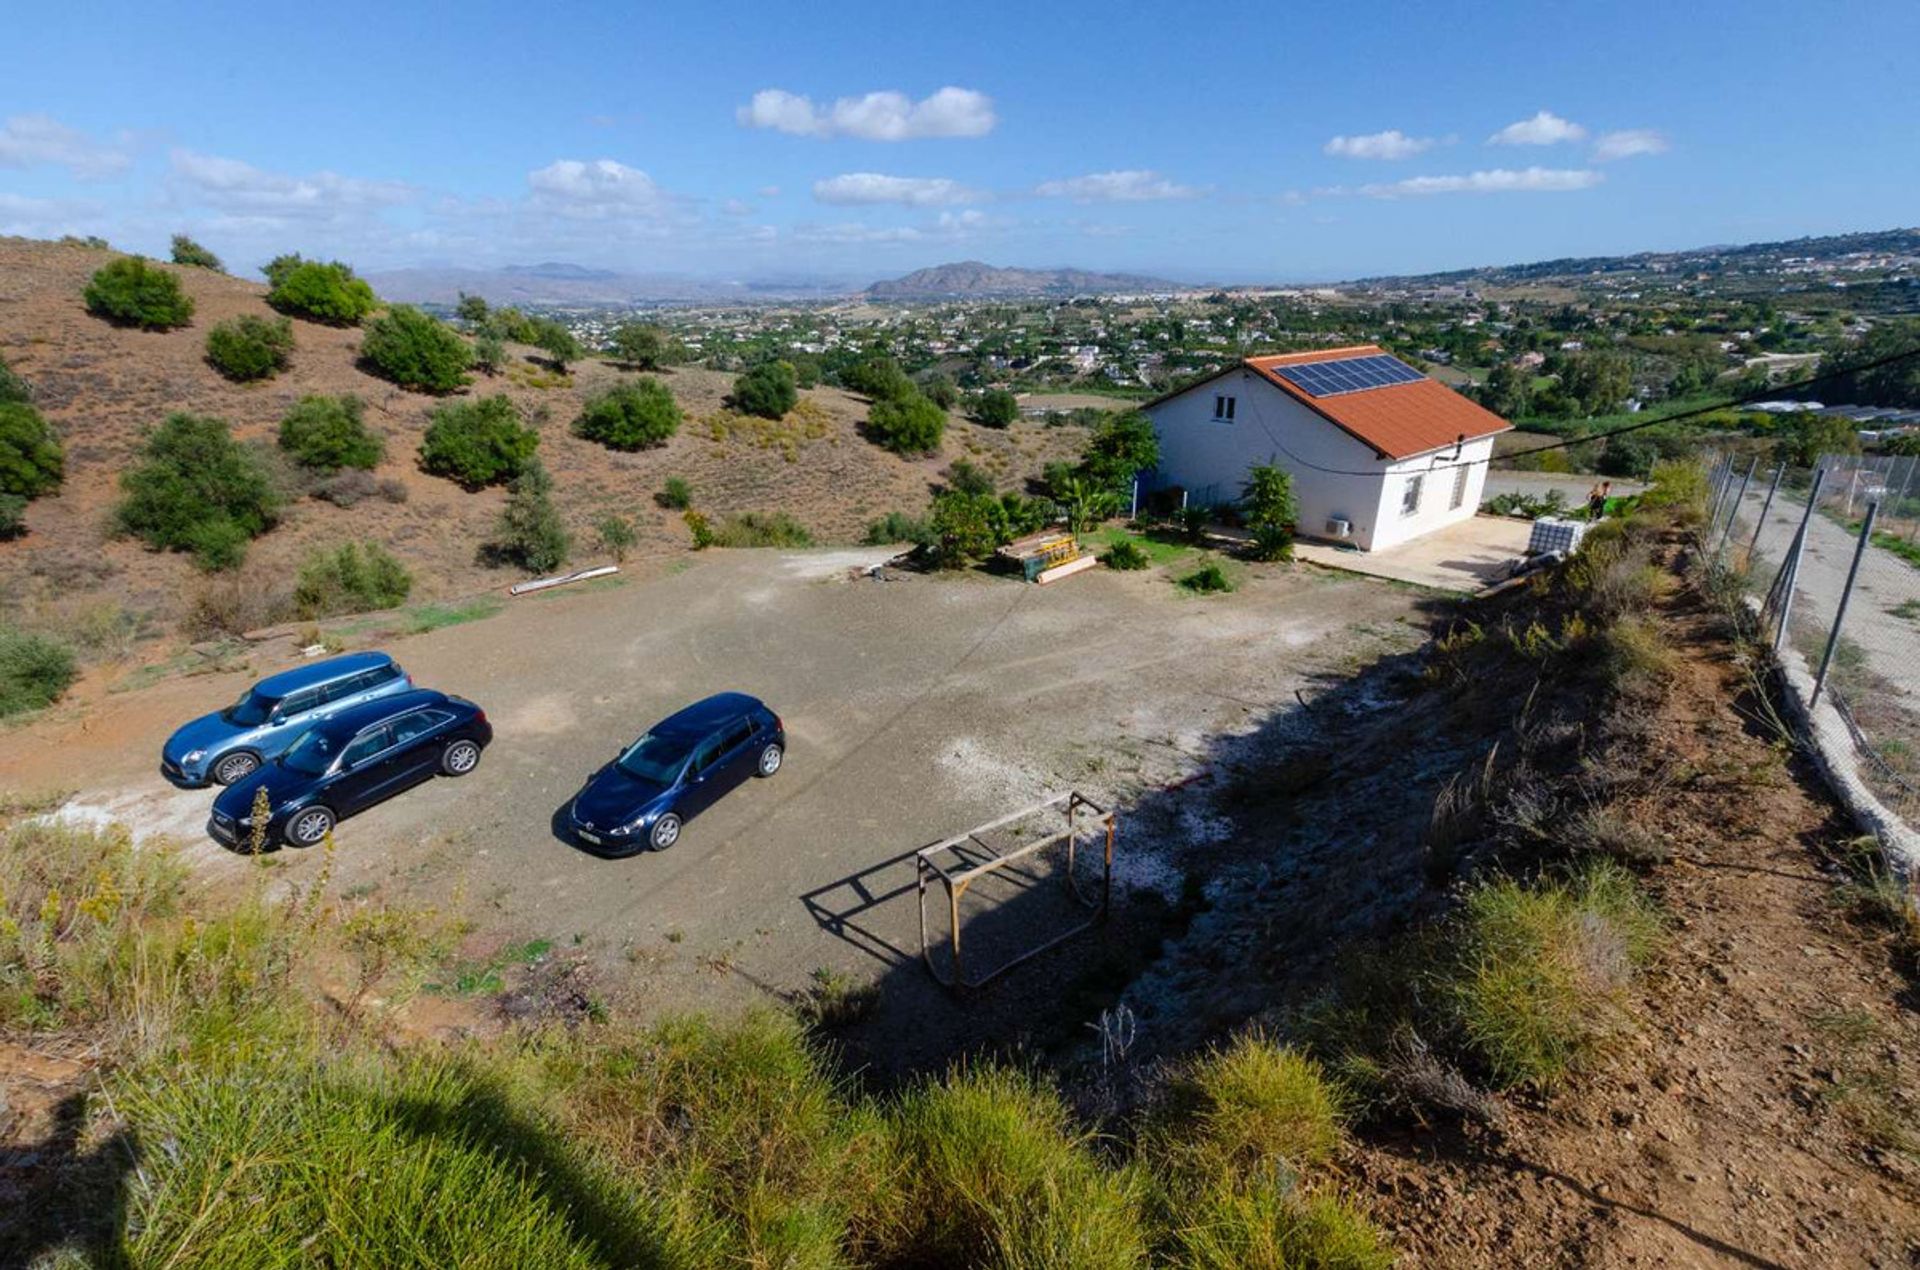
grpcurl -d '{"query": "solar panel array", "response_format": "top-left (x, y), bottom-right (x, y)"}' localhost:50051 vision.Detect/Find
top-left (1271, 354), bottom-right (1425, 398)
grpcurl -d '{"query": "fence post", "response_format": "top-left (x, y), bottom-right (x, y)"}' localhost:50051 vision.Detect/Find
top-left (1705, 454), bottom-right (1731, 536)
top-left (1717, 457), bottom-right (1758, 561)
top-left (1772, 466), bottom-right (1826, 654)
top-left (1746, 463), bottom-right (1785, 564)
top-left (1811, 501), bottom-right (1879, 709)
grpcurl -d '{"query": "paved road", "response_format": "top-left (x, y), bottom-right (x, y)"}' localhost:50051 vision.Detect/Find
top-left (3, 549), bottom-right (1420, 1021)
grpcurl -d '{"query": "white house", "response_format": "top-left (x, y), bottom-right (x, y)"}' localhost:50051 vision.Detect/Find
top-left (1142, 345), bottom-right (1512, 552)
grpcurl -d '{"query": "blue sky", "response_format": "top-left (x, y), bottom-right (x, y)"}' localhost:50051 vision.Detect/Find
top-left (5, 0), bottom-right (1917, 284)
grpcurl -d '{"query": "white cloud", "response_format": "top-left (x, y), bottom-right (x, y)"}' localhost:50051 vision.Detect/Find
top-left (1592, 128), bottom-right (1670, 162)
top-left (0, 191), bottom-right (105, 236)
top-left (1035, 170), bottom-right (1199, 202)
top-left (0, 114), bottom-right (132, 179)
top-left (526, 158), bottom-right (671, 219)
top-left (169, 149), bottom-right (412, 216)
top-left (812, 172), bottom-right (986, 207)
top-left (1359, 167), bottom-right (1604, 197)
top-left (792, 221), bottom-right (925, 244)
top-left (736, 87), bottom-right (996, 140)
top-left (1487, 110), bottom-right (1588, 146)
top-left (1323, 129), bottom-right (1434, 160)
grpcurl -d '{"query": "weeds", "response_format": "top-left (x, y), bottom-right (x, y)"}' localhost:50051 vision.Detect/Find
top-left (798, 965), bottom-right (879, 1028)
top-left (1179, 561), bottom-right (1236, 594)
top-left (701, 511), bottom-right (813, 549)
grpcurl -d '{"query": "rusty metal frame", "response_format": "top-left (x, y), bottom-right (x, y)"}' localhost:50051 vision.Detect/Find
top-left (915, 791), bottom-right (1116, 990)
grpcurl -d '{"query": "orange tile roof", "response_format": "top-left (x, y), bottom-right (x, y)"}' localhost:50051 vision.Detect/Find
top-left (1244, 345), bottom-right (1512, 461)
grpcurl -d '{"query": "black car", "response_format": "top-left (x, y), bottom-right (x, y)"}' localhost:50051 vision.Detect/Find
top-left (209, 689), bottom-right (492, 848)
top-left (566, 692), bottom-right (784, 855)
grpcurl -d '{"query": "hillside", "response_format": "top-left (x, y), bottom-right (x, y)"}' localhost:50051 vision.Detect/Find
top-left (866, 260), bottom-right (1179, 299)
top-left (0, 237), bottom-right (1083, 669)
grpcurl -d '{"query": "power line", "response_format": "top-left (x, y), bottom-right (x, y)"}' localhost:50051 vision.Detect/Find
top-left (1228, 342), bottom-right (1920, 479)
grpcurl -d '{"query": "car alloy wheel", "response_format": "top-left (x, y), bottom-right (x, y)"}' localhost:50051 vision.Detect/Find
top-left (287, 807), bottom-right (334, 848)
top-left (756, 744), bottom-right (784, 777)
top-left (649, 814), bottom-right (682, 851)
top-left (442, 740), bottom-right (481, 776)
top-left (213, 752), bottom-right (260, 785)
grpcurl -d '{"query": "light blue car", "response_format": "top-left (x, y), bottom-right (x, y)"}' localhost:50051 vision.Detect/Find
top-left (160, 651), bottom-right (413, 787)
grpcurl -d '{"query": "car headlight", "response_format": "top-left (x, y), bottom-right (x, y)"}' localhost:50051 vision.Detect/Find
top-left (183, 750), bottom-right (206, 765)
top-left (609, 823), bottom-right (632, 837)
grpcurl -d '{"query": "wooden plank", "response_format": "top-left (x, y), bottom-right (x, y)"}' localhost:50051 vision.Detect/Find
top-left (1036, 554), bottom-right (1099, 585)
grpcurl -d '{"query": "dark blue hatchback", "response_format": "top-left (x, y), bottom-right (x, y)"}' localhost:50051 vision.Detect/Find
top-left (210, 689), bottom-right (491, 849)
top-left (566, 692), bottom-right (784, 854)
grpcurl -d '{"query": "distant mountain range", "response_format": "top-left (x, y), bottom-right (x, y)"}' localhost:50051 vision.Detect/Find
top-left (864, 261), bottom-right (1180, 298)
top-left (362, 265), bottom-right (854, 306)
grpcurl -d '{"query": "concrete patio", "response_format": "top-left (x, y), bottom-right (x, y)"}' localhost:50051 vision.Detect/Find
top-left (1295, 514), bottom-right (1534, 592)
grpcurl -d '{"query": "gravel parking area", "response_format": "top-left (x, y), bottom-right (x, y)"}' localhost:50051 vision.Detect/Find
top-left (2, 549), bottom-right (1428, 1027)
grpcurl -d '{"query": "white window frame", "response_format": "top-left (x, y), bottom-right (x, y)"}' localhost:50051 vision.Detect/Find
top-left (1450, 464), bottom-right (1469, 510)
top-left (1401, 473), bottom-right (1424, 517)
top-left (1212, 394), bottom-right (1236, 422)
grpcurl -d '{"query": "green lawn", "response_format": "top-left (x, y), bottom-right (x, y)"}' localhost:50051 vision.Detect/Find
top-left (1090, 524), bottom-right (1199, 567)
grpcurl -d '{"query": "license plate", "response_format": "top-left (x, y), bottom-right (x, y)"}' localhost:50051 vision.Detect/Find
top-left (578, 830), bottom-right (601, 845)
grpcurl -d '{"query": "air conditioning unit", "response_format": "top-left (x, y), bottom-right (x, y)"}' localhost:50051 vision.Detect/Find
top-left (1325, 517), bottom-right (1352, 538)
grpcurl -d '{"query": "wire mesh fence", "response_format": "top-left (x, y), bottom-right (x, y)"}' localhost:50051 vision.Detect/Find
top-left (1710, 452), bottom-right (1920, 832)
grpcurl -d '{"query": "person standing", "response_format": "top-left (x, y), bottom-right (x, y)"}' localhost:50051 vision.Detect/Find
top-left (1587, 480), bottom-right (1611, 520)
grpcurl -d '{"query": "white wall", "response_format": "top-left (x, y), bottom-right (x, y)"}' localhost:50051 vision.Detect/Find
top-left (1146, 371), bottom-right (1393, 547)
top-left (1368, 436), bottom-right (1497, 551)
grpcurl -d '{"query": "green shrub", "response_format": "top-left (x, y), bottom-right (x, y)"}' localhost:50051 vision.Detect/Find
top-left (945, 458), bottom-right (995, 496)
top-left (574, 379), bottom-right (681, 450)
top-left (1102, 539), bottom-right (1149, 570)
top-left (83, 257), bottom-right (195, 329)
top-left (595, 515), bottom-right (636, 562)
top-left (684, 509), bottom-right (714, 548)
top-left (0, 353), bottom-right (31, 404)
top-left (730, 361), bottom-right (799, 420)
top-left (0, 493), bottom-right (24, 540)
top-left (266, 257), bottom-right (378, 325)
top-left (927, 490), bottom-right (1012, 567)
top-left (865, 510), bottom-right (930, 546)
top-left (169, 233), bottom-right (223, 271)
top-left (0, 401), bottom-right (64, 498)
top-left (973, 388), bottom-right (1019, 427)
top-left (115, 413), bottom-right (280, 569)
top-left (526, 317), bottom-right (582, 371)
top-left (1153, 1036), bottom-right (1346, 1181)
top-left (1248, 524), bottom-right (1294, 563)
top-left (278, 395), bottom-right (382, 472)
top-left (488, 461), bottom-right (570, 572)
top-left (0, 625), bottom-right (77, 717)
top-left (704, 512), bottom-right (812, 549)
top-left (420, 396), bottom-right (538, 488)
top-left (608, 322), bottom-right (680, 370)
top-left (1442, 864), bottom-right (1661, 1089)
top-left (293, 542), bottom-right (413, 618)
top-left (919, 372), bottom-right (959, 410)
top-left (867, 392), bottom-right (946, 455)
top-left (204, 314), bottom-right (294, 381)
top-left (1080, 410), bottom-right (1160, 494)
top-left (881, 1065), bottom-right (1148, 1267)
top-left (655, 476), bottom-right (692, 509)
top-left (1241, 464), bottom-right (1297, 562)
top-left (840, 355), bottom-right (915, 402)
top-left (360, 305), bottom-right (472, 393)
top-left (1173, 1185), bottom-right (1393, 1270)
top-left (471, 329), bottom-right (506, 376)
top-left (1180, 562), bottom-right (1235, 594)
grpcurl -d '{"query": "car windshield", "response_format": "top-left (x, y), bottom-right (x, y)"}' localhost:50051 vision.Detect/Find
top-left (615, 730), bottom-right (696, 784)
top-left (281, 728), bottom-right (342, 776)
top-left (223, 690), bottom-right (277, 727)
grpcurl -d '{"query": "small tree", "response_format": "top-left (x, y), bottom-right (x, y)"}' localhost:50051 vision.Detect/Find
top-left (842, 355), bottom-right (915, 402)
top-left (266, 258), bottom-right (379, 325)
top-left (527, 317), bottom-right (582, 372)
top-left (596, 515), bottom-right (637, 562)
top-left (945, 459), bottom-right (995, 497)
top-left (490, 460), bottom-right (570, 572)
top-left (419, 395), bottom-right (538, 488)
top-left (1241, 463), bottom-right (1297, 561)
top-left (867, 392), bottom-right (946, 455)
top-left (574, 378), bottom-right (681, 450)
top-left (730, 361), bottom-right (799, 420)
top-left (973, 388), bottom-right (1019, 428)
top-left (293, 542), bottom-right (413, 618)
top-left (115, 413), bottom-right (280, 569)
top-left (927, 490), bottom-right (1011, 568)
top-left (1080, 410), bottom-right (1160, 494)
top-left (0, 402), bottom-right (64, 499)
top-left (919, 373), bottom-right (959, 410)
top-left (655, 476), bottom-right (693, 509)
top-left (471, 330), bottom-right (506, 376)
top-left (204, 314), bottom-right (295, 381)
top-left (0, 625), bottom-right (77, 717)
top-left (360, 305), bottom-right (472, 393)
top-left (170, 233), bottom-right (224, 271)
top-left (609, 322), bottom-right (678, 370)
top-left (455, 292), bottom-right (490, 325)
top-left (0, 354), bottom-right (31, 404)
top-left (279, 395), bottom-right (382, 472)
top-left (84, 257), bottom-right (195, 329)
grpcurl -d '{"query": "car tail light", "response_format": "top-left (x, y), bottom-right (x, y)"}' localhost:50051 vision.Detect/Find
top-left (475, 709), bottom-right (488, 725)
top-left (773, 714), bottom-right (783, 732)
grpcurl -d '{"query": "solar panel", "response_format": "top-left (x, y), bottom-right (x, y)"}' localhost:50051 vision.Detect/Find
top-left (1271, 354), bottom-right (1424, 397)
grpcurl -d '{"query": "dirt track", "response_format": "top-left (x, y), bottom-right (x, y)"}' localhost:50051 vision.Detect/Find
top-left (0, 549), bottom-right (1423, 1032)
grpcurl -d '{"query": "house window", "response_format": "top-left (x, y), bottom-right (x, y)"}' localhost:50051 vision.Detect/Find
top-left (1450, 464), bottom-right (1469, 510)
top-left (1401, 474), bottom-right (1424, 517)
top-left (1212, 394), bottom-right (1236, 421)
